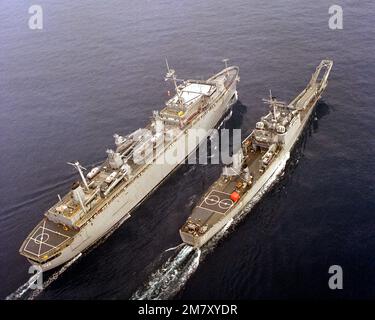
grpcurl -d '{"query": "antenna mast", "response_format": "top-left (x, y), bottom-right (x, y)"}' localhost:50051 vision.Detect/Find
top-left (262, 90), bottom-right (286, 121)
top-left (165, 57), bottom-right (184, 109)
top-left (270, 90), bottom-right (276, 119)
top-left (222, 58), bottom-right (229, 77)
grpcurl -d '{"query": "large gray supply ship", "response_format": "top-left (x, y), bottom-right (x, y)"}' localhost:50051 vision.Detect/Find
top-left (20, 62), bottom-right (240, 270)
top-left (180, 60), bottom-right (333, 248)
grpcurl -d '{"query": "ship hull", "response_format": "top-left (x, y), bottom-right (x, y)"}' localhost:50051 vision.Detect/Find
top-left (180, 94), bottom-right (319, 248)
top-left (39, 79), bottom-right (238, 271)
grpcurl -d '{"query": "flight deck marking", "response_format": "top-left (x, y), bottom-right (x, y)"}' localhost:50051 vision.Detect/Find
top-left (23, 221), bottom-right (71, 257)
top-left (34, 233), bottom-right (50, 244)
top-left (198, 190), bottom-right (234, 215)
top-left (41, 226), bottom-right (71, 238)
top-left (219, 198), bottom-right (233, 209)
top-left (203, 194), bottom-right (220, 206)
top-left (196, 205), bottom-right (226, 216)
top-left (38, 220), bottom-right (46, 255)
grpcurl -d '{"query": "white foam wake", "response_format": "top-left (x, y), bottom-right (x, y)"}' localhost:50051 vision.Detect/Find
top-left (5, 272), bottom-right (41, 300)
top-left (216, 108), bottom-right (233, 131)
top-left (6, 253), bottom-right (82, 300)
top-left (130, 217), bottom-right (236, 300)
top-left (131, 245), bottom-right (200, 300)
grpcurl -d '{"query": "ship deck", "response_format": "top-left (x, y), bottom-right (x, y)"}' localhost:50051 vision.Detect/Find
top-left (20, 218), bottom-right (77, 262)
top-left (182, 83), bottom-right (323, 235)
top-left (46, 67), bottom-right (240, 229)
top-left (187, 148), bottom-right (264, 229)
top-left (182, 83), bottom-right (322, 237)
top-left (19, 66), bottom-right (240, 264)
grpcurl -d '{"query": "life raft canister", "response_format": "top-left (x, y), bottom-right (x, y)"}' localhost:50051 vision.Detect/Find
top-left (230, 191), bottom-right (240, 202)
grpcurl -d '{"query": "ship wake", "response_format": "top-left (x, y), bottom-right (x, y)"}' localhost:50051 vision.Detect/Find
top-left (5, 253), bottom-right (82, 300)
top-left (130, 245), bottom-right (200, 300)
top-left (130, 215), bottom-right (235, 300)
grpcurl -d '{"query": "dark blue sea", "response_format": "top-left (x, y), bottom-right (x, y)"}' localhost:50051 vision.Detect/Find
top-left (0, 0), bottom-right (374, 299)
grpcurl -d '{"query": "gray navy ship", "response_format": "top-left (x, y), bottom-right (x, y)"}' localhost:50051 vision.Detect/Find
top-left (180, 60), bottom-right (333, 247)
top-left (20, 61), bottom-right (240, 270)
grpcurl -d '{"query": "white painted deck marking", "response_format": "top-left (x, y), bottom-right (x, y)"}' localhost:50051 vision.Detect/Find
top-left (197, 189), bottom-right (234, 215)
top-left (196, 205), bottom-right (226, 216)
top-left (203, 194), bottom-right (220, 206)
top-left (219, 198), bottom-right (233, 209)
top-left (23, 221), bottom-right (71, 257)
top-left (34, 233), bottom-right (50, 244)
top-left (42, 226), bottom-right (71, 238)
top-left (37, 220), bottom-right (46, 255)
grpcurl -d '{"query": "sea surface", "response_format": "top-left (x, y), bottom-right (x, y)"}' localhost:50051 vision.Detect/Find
top-left (0, 0), bottom-right (374, 299)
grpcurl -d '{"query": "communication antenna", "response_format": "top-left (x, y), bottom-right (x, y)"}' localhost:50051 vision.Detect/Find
top-left (222, 58), bottom-right (229, 69)
top-left (164, 57), bottom-right (184, 109)
top-left (222, 58), bottom-right (229, 77)
top-left (262, 90), bottom-right (286, 120)
top-left (67, 161), bottom-right (89, 190)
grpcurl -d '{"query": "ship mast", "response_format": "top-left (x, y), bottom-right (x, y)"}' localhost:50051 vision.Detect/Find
top-left (165, 58), bottom-right (184, 110)
top-left (67, 161), bottom-right (89, 190)
top-left (262, 90), bottom-right (286, 121)
top-left (222, 58), bottom-right (229, 77)
top-left (165, 58), bottom-right (179, 94)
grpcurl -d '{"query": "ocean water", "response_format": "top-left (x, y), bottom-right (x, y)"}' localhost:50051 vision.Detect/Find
top-left (0, 0), bottom-right (374, 299)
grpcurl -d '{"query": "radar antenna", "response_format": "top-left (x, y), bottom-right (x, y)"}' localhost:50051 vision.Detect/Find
top-left (67, 161), bottom-right (89, 190)
top-left (262, 90), bottom-right (287, 120)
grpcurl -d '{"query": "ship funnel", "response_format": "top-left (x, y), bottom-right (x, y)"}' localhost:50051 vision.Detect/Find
top-left (107, 149), bottom-right (123, 169)
top-left (153, 111), bottom-right (164, 134)
top-left (222, 148), bottom-right (244, 177)
top-left (232, 148), bottom-right (244, 173)
top-left (71, 181), bottom-right (87, 213)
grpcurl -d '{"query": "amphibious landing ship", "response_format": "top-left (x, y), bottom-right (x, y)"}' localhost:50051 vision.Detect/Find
top-left (180, 60), bottom-right (333, 247)
top-left (20, 61), bottom-right (240, 270)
